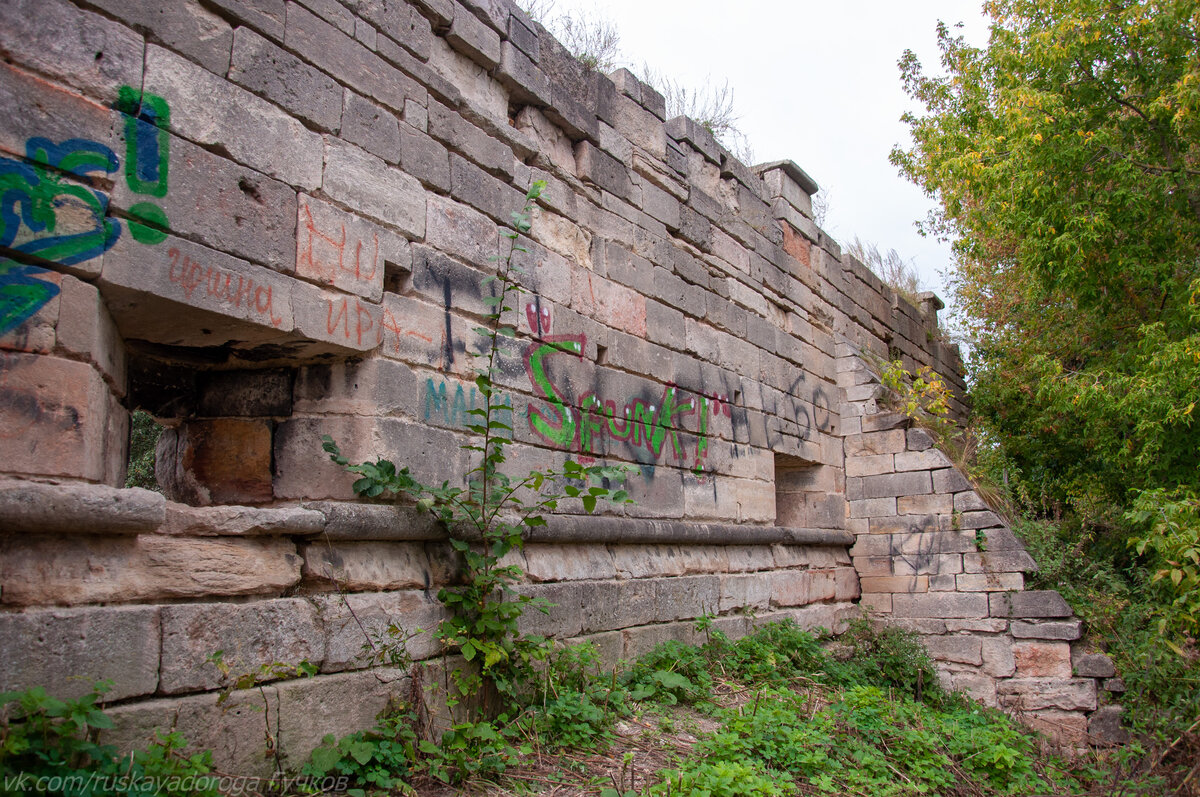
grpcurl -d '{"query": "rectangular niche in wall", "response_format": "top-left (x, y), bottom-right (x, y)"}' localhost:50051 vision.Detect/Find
top-left (774, 454), bottom-right (844, 530)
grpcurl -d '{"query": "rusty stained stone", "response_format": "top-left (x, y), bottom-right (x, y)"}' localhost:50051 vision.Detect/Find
top-left (157, 418), bottom-right (273, 505)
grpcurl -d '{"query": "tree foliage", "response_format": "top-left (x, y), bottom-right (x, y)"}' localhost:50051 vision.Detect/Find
top-left (893, 0), bottom-right (1200, 631)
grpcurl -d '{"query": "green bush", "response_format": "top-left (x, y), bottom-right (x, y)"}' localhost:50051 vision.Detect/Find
top-left (0, 684), bottom-right (219, 797)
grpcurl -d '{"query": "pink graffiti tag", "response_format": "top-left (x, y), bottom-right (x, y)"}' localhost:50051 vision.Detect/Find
top-left (166, 247), bottom-right (283, 327)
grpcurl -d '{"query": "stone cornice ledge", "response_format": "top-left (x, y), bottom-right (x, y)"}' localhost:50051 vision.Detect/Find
top-left (0, 481), bottom-right (852, 548)
top-left (536, 515), bottom-right (853, 547)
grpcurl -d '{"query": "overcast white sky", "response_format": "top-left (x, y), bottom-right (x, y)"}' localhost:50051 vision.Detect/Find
top-left (545, 0), bottom-right (993, 304)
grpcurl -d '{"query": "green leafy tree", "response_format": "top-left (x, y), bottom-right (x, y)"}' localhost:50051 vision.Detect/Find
top-left (893, 0), bottom-right (1200, 629)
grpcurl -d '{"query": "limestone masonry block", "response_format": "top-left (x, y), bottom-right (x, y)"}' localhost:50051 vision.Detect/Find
top-left (1088, 705), bottom-right (1129, 746)
top-left (1012, 641), bottom-right (1073, 678)
top-left (0, 605), bottom-right (160, 701)
top-left (302, 541), bottom-right (430, 591)
top-left (963, 551), bottom-right (1039, 574)
top-left (893, 449), bottom-right (950, 471)
top-left (323, 139), bottom-right (427, 239)
top-left (157, 419), bottom-right (273, 505)
top-left (926, 634), bottom-right (984, 666)
top-left (991, 590), bottom-right (1073, 619)
top-left (0, 535), bottom-right (302, 606)
top-left (1073, 652), bottom-right (1117, 678)
top-left (162, 503), bottom-right (324, 537)
top-left (274, 669), bottom-right (411, 772)
top-left (996, 678), bottom-right (1097, 712)
top-left (1008, 619), bottom-right (1084, 638)
top-left (0, 353), bottom-right (121, 483)
top-left (521, 544), bottom-right (618, 582)
top-left (955, 572), bottom-right (1024, 592)
top-left (145, 44), bottom-right (322, 190)
top-left (892, 592), bottom-right (989, 619)
top-left (0, 0), bottom-right (143, 105)
top-left (897, 493), bottom-right (953, 515)
top-left (0, 478), bottom-right (164, 535)
top-left (159, 599), bottom-right (324, 694)
top-left (104, 688), bottom-right (281, 778)
top-left (229, 26), bottom-right (343, 132)
top-left (845, 430), bottom-right (907, 456)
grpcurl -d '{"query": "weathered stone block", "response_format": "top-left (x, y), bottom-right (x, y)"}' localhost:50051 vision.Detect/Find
top-left (932, 467), bottom-right (971, 494)
top-left (850, 471), bottom-right (931, 500)
top-left (275, 668), bottom-right (410, 771)
top-left (848, 497), bottom-right (897, 519)
top-left (296, 194), bottom-right (405, 301)
top-left (892, 593), bottom-right (988, 619)
top-left (980, 637), bottom-right (1016, 677)
top-left (580, 580), bottom-right (657, 633)
top-left (0, 478), bottom-right (164, 535)
top-left (157, 419), bottom-right (273, 506)
top-left (521, 544), bottom-right (616, 582)
top-left (302, 541), bottom-right (430, 591)
top-left (162, 503), bottom-right (324, 537)
top-left (144, 44), bottom-right (322, 189)
top-left (897, 493), bottom-right (952, 515)
top-left (400, 123), bottom-right (452, 191)
top-left (111, 133), bottom-right (298, 273)
top-left (0, 0), bottom-right (143, 104)
top-left (341, 90), bottom-right (402, 163)
top-left (844, 430), bottom-right (907, 456)
top-left (315, 591), bottom-right (445, 672)
top-left (0, 534), bottom-right (302, 606)
top-left (1073, 652), bottom-right (1116, 678)
top-left (230, 26), bottom-right (342, 132)
top-left (955, 572), bottom-right (1024, 592)
top-left (893, 449), bottom-right (950, 471)
top-left (56, 276), bottom-right (126, 394)
top-left (990, 590), bottom-right (1073, 619)
top-left (0, 606), bottom-right (160, 701)
top-left (446, 0), bottom-right (501, 67)
top-left (515, 581), bottom-right (583, 638)
top-left (103, 688), bottom-right (280, 778)
top-left (926, 634), bottom-right (983, 665)
top-left (1012, 641), bottom-right (1073, 677)
top-left (622, 621), bottom-right (700, 661)
top-left (323, 139), bottom-right (426, 238)
top-left (1025, 709), bottom-right (1090, 746)
top-left (996, 678), bottom-right (1097, 712)
top-left (1010, 620), bottom-right (1082, 640)
top-left (655, 575), bottom-right (720, 621)
top-left (0, 353), bottom-right (121, 483)
top-left (285, 2), bottom-right (423, 114)
top-left (845, 453), bottom-right (893, 477)
top-left (1088, 705), bottom-right (1128, 746)
top-left (859, 575), bottom-right (928, 594)
top-left (159, 599), bottom-right (324, 693)
top-left (497, 40), bottom-right (552, 105)
top-left (962, 550), bottom-right (1038, 574)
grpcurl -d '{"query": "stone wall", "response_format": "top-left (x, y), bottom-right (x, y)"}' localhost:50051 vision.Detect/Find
top-left (0, 0), bottom-right (1112, 772)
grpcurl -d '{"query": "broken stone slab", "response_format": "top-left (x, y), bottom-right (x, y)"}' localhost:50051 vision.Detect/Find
top-left (0, 478), bottom-right (165, 535)
top-left (162, 503), bottom-right (326, 536)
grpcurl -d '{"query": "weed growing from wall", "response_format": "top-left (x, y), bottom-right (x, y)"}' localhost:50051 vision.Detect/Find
top-left (324, 179), bottom-right (628, 722)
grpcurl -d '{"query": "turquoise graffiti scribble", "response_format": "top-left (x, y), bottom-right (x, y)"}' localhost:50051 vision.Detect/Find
top-left (0, 88), bottom-right (172, 335)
